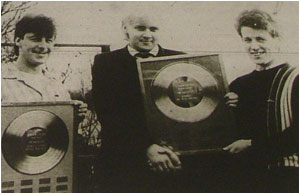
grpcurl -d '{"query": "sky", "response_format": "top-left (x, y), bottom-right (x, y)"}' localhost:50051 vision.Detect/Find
top-left (4, 1), bottom-right (299, 87)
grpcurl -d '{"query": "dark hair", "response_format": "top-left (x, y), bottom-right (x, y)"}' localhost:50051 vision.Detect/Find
top-left (14, 14), bottom-right (56, 55)
top-left (236, 9), bottom-right (279, 38)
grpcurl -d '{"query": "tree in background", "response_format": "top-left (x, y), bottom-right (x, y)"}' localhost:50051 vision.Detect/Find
top-left (1, 1), bottom-right (36, 63)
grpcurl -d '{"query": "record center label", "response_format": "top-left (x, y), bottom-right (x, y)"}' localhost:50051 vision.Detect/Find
top-left (23, 127), bottom-right (49, 156)
top-left (168, 76), bottom-right (203, 108)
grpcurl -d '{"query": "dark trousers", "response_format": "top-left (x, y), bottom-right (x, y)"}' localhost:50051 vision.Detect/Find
top-left (265, 167), bottom-right (299, 193)
top-left (146, 153), bottom-right (242, 193)
top-left (227, 165), bottom-right (299, 193)
top-left (93, 154), bottom-right (299, 192)
top-left (94, 166), bottom-right (151, 192)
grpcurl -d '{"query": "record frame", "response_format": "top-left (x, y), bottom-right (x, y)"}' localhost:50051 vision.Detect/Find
top-left (1, 101), bottom-right (78, 192)
top-left (137, 54), bottom-right (237, 155)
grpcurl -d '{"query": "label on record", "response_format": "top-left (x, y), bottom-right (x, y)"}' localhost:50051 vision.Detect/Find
top-left (22, 127), bottom-right (49, 156)
top-left (169, 77), bottom-right (203, 107)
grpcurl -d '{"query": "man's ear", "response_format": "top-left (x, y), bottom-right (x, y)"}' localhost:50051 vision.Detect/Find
top-left (15, 37), bottom-right (22, 47)
top-left (122, 26), bottom-right (129, 40)
top-left (275, 38), bottom-right (281, 52)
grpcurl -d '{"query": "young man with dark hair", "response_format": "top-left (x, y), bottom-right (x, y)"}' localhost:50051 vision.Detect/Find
top-left (2, 14), bottom-right (87, 116)
top-left (224, 9), bottom-right (298, 192)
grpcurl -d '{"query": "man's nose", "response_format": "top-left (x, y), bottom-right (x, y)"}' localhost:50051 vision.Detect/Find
top-left (142, 29), bottom-right (153, 38)
top-left (250, 41), bottom-right (260, 50)
top-left (38, 38), bottom-right (50, 47)
top-left (36, 39), bottom-right (51, 51)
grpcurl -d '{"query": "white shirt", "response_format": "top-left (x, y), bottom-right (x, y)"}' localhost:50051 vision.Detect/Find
top-left (2, 63), bottom-right (71, 102)
top-left (127, 45), bottom-right (159, 57)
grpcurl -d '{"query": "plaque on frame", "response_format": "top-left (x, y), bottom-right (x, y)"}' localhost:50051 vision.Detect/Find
top-left (137, 54), bottom-right (236, 155)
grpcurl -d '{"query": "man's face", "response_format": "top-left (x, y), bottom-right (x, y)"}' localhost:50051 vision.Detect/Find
top-left (124, 16), bottom-right (159, 52)
top-left (240, 26), bottom-right (279, 66)
top-left (16, 33), bottom-right (55, 66)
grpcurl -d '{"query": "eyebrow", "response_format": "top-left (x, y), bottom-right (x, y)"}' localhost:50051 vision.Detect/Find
top-left (149, 26), bottom-right (159, 30)
top-left (134, 25), bottom-right (159, 30)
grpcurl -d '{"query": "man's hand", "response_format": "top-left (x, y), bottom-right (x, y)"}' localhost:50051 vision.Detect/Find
top-left (72, 100), bottom-right (88, 118)
top-left (223, 139), bottom-right (251, 154)
top-left (224, 92), bottom-right (238, 107)
top-left (146, 144), bottom-right (181, 173)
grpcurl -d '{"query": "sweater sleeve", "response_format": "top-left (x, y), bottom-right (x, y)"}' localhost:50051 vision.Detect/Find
top-left (251, 76), bottom-right (299, 156)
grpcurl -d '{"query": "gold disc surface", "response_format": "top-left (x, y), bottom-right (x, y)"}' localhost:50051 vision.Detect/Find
top-left (2, 110), bottom-right (69, 175)
top-left (151, 62), bottom-right (220, 123)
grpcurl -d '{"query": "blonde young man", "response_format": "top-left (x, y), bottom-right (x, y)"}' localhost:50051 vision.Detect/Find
top-left (224, 10), bottom-right (298, 192)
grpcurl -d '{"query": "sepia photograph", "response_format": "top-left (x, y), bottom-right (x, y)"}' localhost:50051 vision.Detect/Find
top-left (1, 1), bottom-right (299, 193)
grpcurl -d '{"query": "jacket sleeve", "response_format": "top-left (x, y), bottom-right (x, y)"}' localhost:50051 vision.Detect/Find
top-left (92, 54), bottom-right (111, 124)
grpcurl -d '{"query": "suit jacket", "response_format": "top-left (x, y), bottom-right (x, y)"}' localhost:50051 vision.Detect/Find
top-left (92, 45), bottom-right (184, 172)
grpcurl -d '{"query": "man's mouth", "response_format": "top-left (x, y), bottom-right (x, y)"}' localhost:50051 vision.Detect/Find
top-left (140, 39), bottom-right (153, 44)
top-left (33, 50), bottom-right (49, 54)
top-left (32, 48), bottom-right (50, 55)
top-left (33, 52), bottom-right (48, 55)
top-left (250, 51), bottom-right (265, 58)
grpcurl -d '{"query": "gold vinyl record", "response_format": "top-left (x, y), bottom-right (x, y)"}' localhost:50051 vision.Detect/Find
top-left (151, 62), bottom-right (220, 123)
top-left (2, 110), bottom-right (69, 175)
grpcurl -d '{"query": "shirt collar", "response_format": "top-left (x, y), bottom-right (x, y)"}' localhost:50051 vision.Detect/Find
top-left (127, 44), bottom-right (159, 57)
top-left (2, 63), bottom-right (51, 80)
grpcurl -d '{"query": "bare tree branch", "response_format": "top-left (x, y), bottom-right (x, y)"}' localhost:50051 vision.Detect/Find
top-left (1, 1), bottom-right (29, 16)
top-left (1, 1), bottom-right (10, 15)
top-left (1, 1), bottom-right (35, 63)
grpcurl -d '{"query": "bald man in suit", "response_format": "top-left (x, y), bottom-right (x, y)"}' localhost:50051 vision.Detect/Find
top-left (92, 14), bottom-right (184, 192)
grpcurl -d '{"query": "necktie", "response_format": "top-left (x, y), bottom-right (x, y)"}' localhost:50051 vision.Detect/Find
top-left (134, 52), bottom-right (155, 59)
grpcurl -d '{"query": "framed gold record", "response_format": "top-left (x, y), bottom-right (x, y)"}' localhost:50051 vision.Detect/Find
top-left (2, 110), bottom-right (69, 175)
top-left (1, 102), bottom-right (77, 192)
top-left (137, 54), bottom-right (237, 155)
top-left (151, 62), bottom-right (219, 123)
